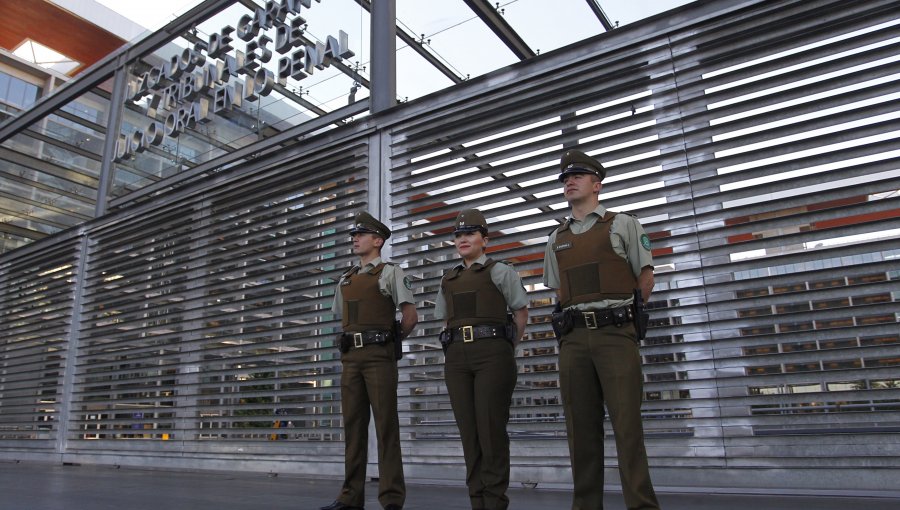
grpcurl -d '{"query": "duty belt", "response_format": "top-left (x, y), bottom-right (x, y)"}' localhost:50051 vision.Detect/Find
top-left (570, 306), bottom-right (633, 329)
top-left (450, 324), bottom-right (507, 343)
top-left (341, 330), bottom-right (393, 349)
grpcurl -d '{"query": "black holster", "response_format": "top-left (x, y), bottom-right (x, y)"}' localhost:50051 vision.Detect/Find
top-left (438, 329), bottom-right (451, 353)
top-left (550, 303), bottom-right (573, 343)
top-left (505, 312), bottom-right (516, 343)
top-left (338, 333), bottom-right (351, 353)
top-left (393, 320), bottom-right (402, 360)
top-left (632, 288), bottom-right (650, 340)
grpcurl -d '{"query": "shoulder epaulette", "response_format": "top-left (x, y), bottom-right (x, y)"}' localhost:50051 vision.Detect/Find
top-left (477, 258), bottom-right (499, 271)
top-left (547, 218), bottom-right (569, 236)
top-left (340, 265), bottom-right (360, 279)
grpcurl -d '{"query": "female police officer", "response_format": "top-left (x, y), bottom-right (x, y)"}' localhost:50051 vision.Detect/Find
top-left (435, 209), bottom-right (528, 510)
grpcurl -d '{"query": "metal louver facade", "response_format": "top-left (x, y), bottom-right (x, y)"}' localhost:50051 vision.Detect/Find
top-left (1, 0), bottom-right (898, 491)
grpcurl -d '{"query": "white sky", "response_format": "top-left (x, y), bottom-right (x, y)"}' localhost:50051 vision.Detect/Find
top-left (91, 0), bottom-right (693, 107)
top-left (96, 0), bottom-right (694, 36)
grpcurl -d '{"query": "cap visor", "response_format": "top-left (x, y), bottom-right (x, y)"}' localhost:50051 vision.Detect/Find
top-left (453, 226), bottom-right (486, 234)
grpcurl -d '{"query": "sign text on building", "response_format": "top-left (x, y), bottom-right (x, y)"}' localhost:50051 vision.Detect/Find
top-left (117, 0), bottom-right (354, 162)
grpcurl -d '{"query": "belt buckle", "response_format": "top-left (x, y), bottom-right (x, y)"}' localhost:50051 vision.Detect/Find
top-left (462, 326), bottom-right (474, 343)
top-left (353, 333), bottom-right (364, 348)
top-left (583, 311), bottom-right (598, 329)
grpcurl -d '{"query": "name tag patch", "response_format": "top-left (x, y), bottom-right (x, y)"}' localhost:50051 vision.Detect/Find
top-left (553, 242), bottom-right (573, 252)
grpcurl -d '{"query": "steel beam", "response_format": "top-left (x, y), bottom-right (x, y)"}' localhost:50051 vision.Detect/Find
top-left (352, 0), bottom-right (463, 84)
top-left (585, 0), bottom-right (615, 31)
top-left (0, 221), bottom-right (48, 240)
top-left (462, 0), bottom-right (535, 60)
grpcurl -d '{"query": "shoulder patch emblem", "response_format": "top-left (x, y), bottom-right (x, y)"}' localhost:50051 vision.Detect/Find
top-left (640, 234), bottom-right (652, 250)
top-left (403, 276), bottom-right (412, 290)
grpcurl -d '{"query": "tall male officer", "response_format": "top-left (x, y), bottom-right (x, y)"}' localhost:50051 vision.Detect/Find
top-left (542, 150), bottom-right (661, 510)
top-left (322, 211), bottom-right (418, 510)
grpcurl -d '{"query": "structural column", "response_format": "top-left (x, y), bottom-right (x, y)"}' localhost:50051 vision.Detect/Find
top-left (370, 0), bottom-right (397, 113)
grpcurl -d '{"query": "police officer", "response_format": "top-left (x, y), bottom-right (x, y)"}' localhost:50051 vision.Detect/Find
top-left (322, 211), bottom-right (417, 510)
top-left (542, 150), bottom-right (660, 510)
top-left (435, 209), bottom-right (528, 510)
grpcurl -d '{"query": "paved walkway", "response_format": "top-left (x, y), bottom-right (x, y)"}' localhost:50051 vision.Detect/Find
top-left (1, 461), bottom-right (898, 510)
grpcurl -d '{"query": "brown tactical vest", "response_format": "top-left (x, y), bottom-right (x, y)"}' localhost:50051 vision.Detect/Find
top-left (441, 259), bottom-right (508, 328)
top-left (340, 263), bottom-right (396, 332)
top-left (553, 212), bottom-right (635, 307)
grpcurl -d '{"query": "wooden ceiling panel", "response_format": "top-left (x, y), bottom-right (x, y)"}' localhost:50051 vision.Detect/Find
top-left (0, 0), bottom-right (127, 75)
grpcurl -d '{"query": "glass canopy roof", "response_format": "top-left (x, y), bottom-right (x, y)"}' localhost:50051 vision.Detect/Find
top-left (0, 0), bottom-right (694, 254)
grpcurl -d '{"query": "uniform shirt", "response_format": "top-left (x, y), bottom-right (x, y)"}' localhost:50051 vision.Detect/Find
top-left (542, 204), bottom-right (653, 310)
top-left (332, 257), bottom-right (415, 316)
top-left (434, 254), bottom-right (529, 320)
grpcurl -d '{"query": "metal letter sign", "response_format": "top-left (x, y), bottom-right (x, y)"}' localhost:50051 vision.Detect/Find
top-left (117, 0), bottom-right (354, 162)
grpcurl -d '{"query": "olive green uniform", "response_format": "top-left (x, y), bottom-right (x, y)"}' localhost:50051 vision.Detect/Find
top-left (332, 257), bottom-right (413, 509)
top-left (435, 254), bottom-right (528, 510)
top-left (543, 204), bottom-right (660, 510)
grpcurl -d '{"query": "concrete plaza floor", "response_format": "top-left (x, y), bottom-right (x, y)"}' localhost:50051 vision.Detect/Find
top-left (1, 460), bottom-right (898, 510)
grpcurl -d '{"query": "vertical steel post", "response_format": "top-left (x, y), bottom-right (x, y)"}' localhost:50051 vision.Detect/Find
top-left (94, 60), bottom-right (129, 217)
top-left (55, 232), bottom-right (90, 457)
top-left (367, 0), bottom-right (398, 470)
top-left (370, 0), bottom-right (397, 114)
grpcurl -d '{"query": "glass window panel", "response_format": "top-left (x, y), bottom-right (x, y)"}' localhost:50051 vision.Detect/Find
top-left (737, 287), bottom-right (769, 298)
top-left (857, 314), bottom-right (896, 325)
top-left (738, 305), bottom-right (772, 317)
top-left (743, 344), bottom-right (778, 355)
top-left (865, 357), bottom-right (900, 368)
top-left (815, 318), bottom-right (854, 329)
top-left (849, 273), bottom-right (889, 285)
top-left (821, 338), bottom-right (858, 349)
top-left (826, 381), bottom-right (864, 391)
top-left (778, 322), bottom-right (813, 333)
top-left (813, 298), bottom-right (850, 309)
top-left (789, 383), bottom-right (822, 393)
top-left (749, 385), bottom-right (784, 395)
top-left (0, 72), bottom-right (10, 98)
top-left (810, 278), bottom-right (845, 289)
top-left (741, 325), bottom-right (776, 336)
top-left (853, 293), bottom-right (892, 305)
top-left (823, 360), bottom-right (862, 370)
top-left (782, 341), bottom-right (817, 352)
top-left (775, 302), bottom-right (811, 314)
top-left (860, 335), bottom-right (900, 346)
top-left (773, 282), bottom-right (807, 293)
top-left (7, 75), bottom-right (27, 107)
top-left (746, 365), bottom-right (781, 375)
top-left (871, 378), bottom-right (900, 389)
top-left (785, 362), bottom-right (820, 373)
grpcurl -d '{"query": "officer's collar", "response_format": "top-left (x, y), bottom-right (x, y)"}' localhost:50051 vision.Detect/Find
top-left (568, 204), bottom-right (606, 223)
top-left (360, 256), bottom-right (384, 272)
top-left (456, 253), bottom-right (489, 270)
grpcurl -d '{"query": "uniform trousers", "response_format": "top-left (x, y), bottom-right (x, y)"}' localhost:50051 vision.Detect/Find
top-left (444, 337), bottom-right (518, 510)
top-left (558, 323), bottom-right (660, 510)
top-left (339, 340), bottom-right (405, 508)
